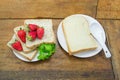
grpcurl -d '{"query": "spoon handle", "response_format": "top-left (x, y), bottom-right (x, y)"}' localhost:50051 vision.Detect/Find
top-left (99, 41), bottom-right (111, 58)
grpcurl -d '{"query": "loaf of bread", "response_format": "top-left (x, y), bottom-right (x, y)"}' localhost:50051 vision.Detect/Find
top-left (62, 15), bottom-right (98, 55)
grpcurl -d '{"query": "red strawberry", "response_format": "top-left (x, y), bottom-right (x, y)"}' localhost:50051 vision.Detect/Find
top-left (27, 31), bottom-right (37, 41)
top-left (12, 41), bottom-right (23, 51)
top-left (17, 29), bottom-right (26, 43)
top-left (37, 27), bottom-right (44, 39)
top-left (28, 24), bottom-right (38, 31)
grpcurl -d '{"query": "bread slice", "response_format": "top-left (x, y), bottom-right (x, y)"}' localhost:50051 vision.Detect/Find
top-left (62, 15), bottom-right (98, 55)
top-left (14, 26), bottom-right (36, 53)
top-left (24, 19), bottom-right (55, 49)
top-left (7, 35), bottom-right (37, 61)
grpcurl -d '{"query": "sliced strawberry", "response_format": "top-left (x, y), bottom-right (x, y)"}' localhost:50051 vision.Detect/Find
top-left (37, 27), bottom-right (44, 39)
top-left (12, 41), bottom-right (23, 51)
top-left (27, 31), bottom-right (37, 41)
top-left (28, 24), bottom-right (38, 31)
top-left (17, 29), bottom-right (26, 43)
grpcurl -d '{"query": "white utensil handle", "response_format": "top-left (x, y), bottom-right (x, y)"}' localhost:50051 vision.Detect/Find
top-left (100, 42), bottom-right (111, 58)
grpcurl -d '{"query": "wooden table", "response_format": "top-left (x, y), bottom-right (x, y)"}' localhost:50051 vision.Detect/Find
top-left (0, 0), bottom-right (120, 80)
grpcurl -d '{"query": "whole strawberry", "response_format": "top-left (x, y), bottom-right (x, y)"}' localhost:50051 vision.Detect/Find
top-left (27, 31), bottom-right (37, 41)
top-left (17, 29), bottom-right (26, 43)
top-left (37, 27), bottom-right (44, 39)
top-left (12, 41), bottom-right (23, 51)
top-left (28, 24), bottom-right (38, 31)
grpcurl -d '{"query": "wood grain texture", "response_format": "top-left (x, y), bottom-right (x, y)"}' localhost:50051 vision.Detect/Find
top-left (97, 0), bottom-right (120, 19)
top-left (0, 0), bottom-right (98, 18)
top-left (98, 20), bottom-right (120, 80)
top-left (0, 19), bottom-right (114, 80)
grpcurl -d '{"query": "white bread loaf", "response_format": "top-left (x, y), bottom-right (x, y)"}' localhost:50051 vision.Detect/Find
top-left (7, 35), bottom-right (37, 61)
top-left (14, 26), bottom-right (36, 53)
top-left (24, 19), bottom-right (55, 49)
top-left (62, 15), bottom-right (98, 55)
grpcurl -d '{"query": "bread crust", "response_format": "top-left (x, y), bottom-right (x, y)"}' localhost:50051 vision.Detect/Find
top-left (62, 22), bottom-right (72, 55)
top-left (14, 50), bottom-right (37, 61)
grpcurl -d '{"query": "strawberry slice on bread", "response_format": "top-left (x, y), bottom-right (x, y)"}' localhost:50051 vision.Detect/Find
top-left (17, 29), bottom-right (26, 43)
top-left (12, 40), bottom-right (23, 51)
top-left (28, 24), bottom-right (38, 31)
top-left (27, 31), bottom-right (37, 41)
top-left (37, 27), bottom-right (44, 39)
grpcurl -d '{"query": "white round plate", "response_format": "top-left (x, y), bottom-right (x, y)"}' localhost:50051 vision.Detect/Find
top-left (57, 14), bottom-right (106, 58)
top-left (13, 51), bottom-right (39, 62)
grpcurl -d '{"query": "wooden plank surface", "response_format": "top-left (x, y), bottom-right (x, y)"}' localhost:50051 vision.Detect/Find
top-left (0, 0), bottom-right (119, 80)
top-left (99, 20), bottom-right (120, 80)
top-left (0, 19), bottom-right (114, 80)
top-left (0, 0), bottom-right (98, 18)
top-left (97, 0), bottom-right (120, 19)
